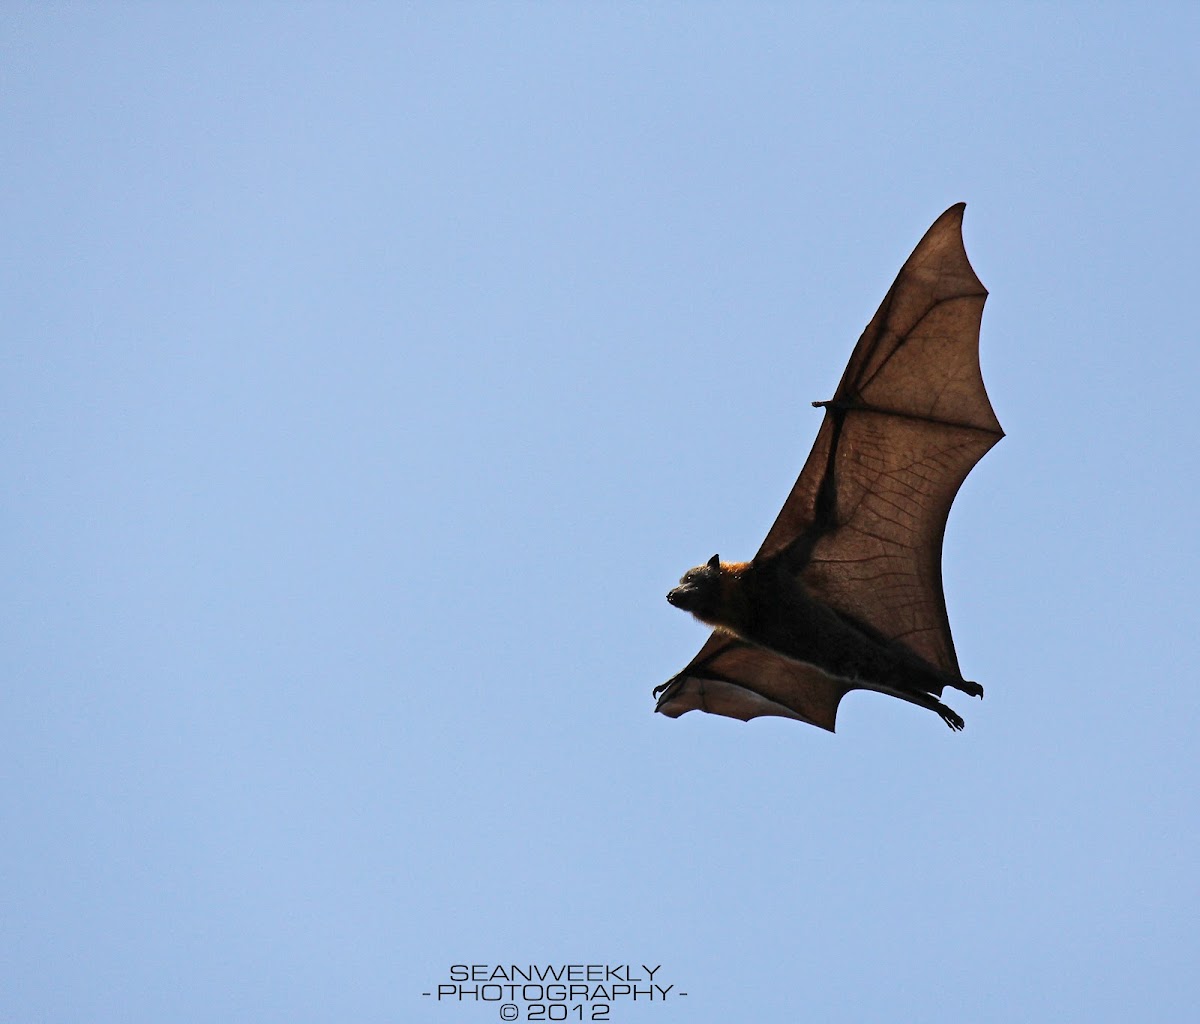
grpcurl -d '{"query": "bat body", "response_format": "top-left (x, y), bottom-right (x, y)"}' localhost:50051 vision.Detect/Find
top-left (655, 204), bottom-right (1002, 732)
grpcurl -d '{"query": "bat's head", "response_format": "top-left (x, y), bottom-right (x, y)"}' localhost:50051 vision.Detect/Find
top-left (667, 554), bottom-right (727, 624)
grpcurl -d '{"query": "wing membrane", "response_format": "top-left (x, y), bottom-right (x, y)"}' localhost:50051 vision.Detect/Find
top-left (656, 633), bottom-right (849, 732)
top-left (757, 203), bottom-right (1001, 673)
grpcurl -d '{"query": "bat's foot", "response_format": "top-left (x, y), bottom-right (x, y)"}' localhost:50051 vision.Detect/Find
top-left (951, 678), bottom-right (984, 699)
top-left (936, 702), bottom-right (965, 731)
top-left (652, 675), bottom-right (683, 706)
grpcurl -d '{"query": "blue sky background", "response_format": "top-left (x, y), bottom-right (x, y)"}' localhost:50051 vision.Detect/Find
top-left (4, 5), bottom-right (1198, 1022)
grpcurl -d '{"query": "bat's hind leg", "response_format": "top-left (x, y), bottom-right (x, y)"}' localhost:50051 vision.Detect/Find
top-left (855, 679), bottom-right (966, 731)
top-left (949, 677), bottom-right (984, 699)
top-left (932, 701), bottom-right (965, 731)
top-left (908, 690), bottom-right (965, 731)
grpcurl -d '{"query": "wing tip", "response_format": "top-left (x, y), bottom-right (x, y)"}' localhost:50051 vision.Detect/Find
top-left (941, 200), bottom-right (967, 221)
top-left (932, 200), bottom-right (974, 236)
top-left (918, 201), bottom-right (986, 297)
top-left (932, 200), bottom-right (969, 235)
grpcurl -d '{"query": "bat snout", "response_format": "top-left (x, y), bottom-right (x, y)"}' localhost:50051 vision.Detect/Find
top-left (667, 585), bottom-right (699, 610)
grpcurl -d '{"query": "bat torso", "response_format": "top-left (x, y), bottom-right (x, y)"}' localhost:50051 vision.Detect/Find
top-left (727, 559), bottom-right (955, 698)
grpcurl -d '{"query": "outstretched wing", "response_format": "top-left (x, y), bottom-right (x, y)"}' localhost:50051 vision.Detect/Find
top-left (656, 204), bottom-right (1001, 729)
top-left (757, 202), bottom-right (1002, 675)
top-left (655, 633), bottom-right (850, 732)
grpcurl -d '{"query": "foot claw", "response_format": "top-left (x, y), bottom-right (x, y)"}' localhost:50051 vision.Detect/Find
top-left (938, 704), bottom-right (965, 731)
top-left (653, 675), bottom-right (681, 703)
top-left (956, 678), bottom-right (984, 699)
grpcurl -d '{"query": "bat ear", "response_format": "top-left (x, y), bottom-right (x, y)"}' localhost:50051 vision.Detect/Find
top-left (707, 554), bottom-right (720, 570)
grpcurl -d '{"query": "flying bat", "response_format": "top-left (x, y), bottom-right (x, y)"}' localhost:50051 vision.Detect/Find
top-left (654, 203), bottom-right (1002, 732)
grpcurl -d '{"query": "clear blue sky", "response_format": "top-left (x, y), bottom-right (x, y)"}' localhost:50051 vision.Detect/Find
top-left (4, 5), bottom-right (1198, 1022)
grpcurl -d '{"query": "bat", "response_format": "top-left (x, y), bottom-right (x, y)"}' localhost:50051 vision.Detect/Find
top-left (654, 203), bottom-right (1002, 732)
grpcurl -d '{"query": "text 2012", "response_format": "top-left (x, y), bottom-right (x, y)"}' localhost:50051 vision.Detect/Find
top-left (526, 1004), bottom-right (609, 1021)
